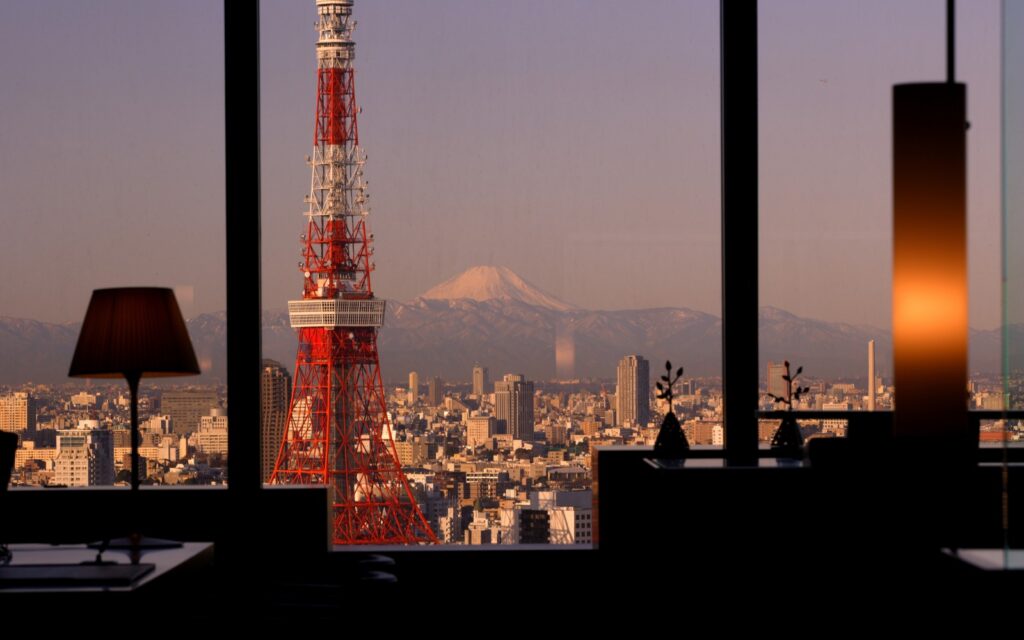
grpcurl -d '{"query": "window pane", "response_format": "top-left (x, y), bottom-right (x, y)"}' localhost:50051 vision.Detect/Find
top-left (0, 1), bottom-right (226, 487)
top-left (1006, 0), bottom-right (1024, 415)
top-left (261, 0), bottom-right (720, 545)
top-left (758, 1), bottom-right (1000, 439)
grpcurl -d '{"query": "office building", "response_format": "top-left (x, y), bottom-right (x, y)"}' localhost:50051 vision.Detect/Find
top-left (616, 355), bottom-right (650, 427)
top-left (546, 423), bottom-right (568, 446)
top-left (408, 371), bottom-right (419, 404)
top-left (495, 374), bottom-right (535, 441)
top-left (464, 511), bottom-right (499, 545)
top-left (547, 506), bottom-right (594, 545)
top-left (581, 419), bottom-right (601, 437)
top-left (472, 364), bottom-right (490, 396)
top-left (766, 361), bottom-right (788, 400)
top-left (0, 392), bottom-right (36, 433)
top-left (518, 509), bottom-right (550, 544)
top-left (70, 392), bottom-right (99, 408)
top-left (54, 424), bottom-right (114, 487)
top-left (162, 390), bottom-right (220, 435)
top-left (142, 415), bottom-right (172, 436)
top-left (194, 408), bottom-right (229, 456)
top-left (394, 437), bottom-right (430, 467)
top-left (427, 376), bottom-right (443, 406)
top-left (466, 413), bottom-right (497, 448)
top-left (261, 360), bottom-right (292, 482)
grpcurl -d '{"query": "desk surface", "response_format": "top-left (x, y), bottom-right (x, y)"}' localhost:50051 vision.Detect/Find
top-left (947, 548), bottom-right (1024, 570)
top-left (1, 542), bottom-right (213, 593)
top-left (645, 457), bottom-right (806, 470)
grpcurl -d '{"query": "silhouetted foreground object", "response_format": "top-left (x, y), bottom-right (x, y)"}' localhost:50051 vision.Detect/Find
top-left (767, 360), bottom-right (806, 459)
top-left (0, 431), bottom-right (15, 491)
top-left (653, 360), bottom-right (689, 459)
top-left (0, 431), bottom-right (15, 566)
top-left (69, 287), bottom-right (199, 550)
top-left (654, 411), bottom-right (689, 459)
top-left (771, 414), bottom-right (804, 459)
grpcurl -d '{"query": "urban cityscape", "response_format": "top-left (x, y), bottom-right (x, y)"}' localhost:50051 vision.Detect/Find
top-left (1, 347), bottom-right (1015, 545)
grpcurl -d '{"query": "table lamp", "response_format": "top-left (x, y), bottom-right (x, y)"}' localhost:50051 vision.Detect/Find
top-left (69, 288), bottom-right (200, 547)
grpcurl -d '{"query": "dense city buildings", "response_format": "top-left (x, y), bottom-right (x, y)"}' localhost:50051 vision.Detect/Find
top-left (7, 383), bottom-right (226, 488)
top-left (4, 343), bottom-right (1015, 544)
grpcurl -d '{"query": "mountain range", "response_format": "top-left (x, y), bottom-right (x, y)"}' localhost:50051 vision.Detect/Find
top-left (0, 265), bottom-right (1011, 384)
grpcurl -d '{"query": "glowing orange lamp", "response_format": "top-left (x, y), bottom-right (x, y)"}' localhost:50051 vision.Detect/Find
top-left (892, 77), bottom-right (969, 453)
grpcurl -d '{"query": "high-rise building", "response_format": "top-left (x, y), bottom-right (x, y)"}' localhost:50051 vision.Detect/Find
top-left (766, 361), bottom-right (788, 400)
top-left (518, 509), bottom-right (550, 544)
top-left (547, 423), bottom-right (568, 446)
top-left (581, 419), bottom-right (601, 437)
top-left (472, 365), bottom-right (490, 396)
top-left (162, 390), bottom-right (220, 435)
top-left (680, 379), bottom-right (696, 396)
top-left (394, 437), bottom-right (430, 467)
top-left (615, 355), bottom-right (650, 427)
top-left (495, 374), bottom-right (535, 441)
top-left (0, 392), bottom-right (36, 433)
top-left (54, 425), bottom-right (114, 487)
top-left (261, 360), bottom-right (291, 482)
top-left (527, 490), bottom-right (594, 545)
top-left (428, 376), bottom-right (444, 407)
top-left (408, 371), bottom-right (419, 404)
top-left (466, 413), bottom-right (496, 448)
top-left (194, 408), bottom-right (229, 456)
top-left (142, 415), bottom-right (172, 436)
top-left (689, 421), bottom-right (719, 445)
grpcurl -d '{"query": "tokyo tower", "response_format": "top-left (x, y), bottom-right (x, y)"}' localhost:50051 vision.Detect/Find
top-left (271, 0), bottom-right (437, 545)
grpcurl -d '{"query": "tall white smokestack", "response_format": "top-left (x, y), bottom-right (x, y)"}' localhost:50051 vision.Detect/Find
top-left (868, 339), bottom-right (876, 411)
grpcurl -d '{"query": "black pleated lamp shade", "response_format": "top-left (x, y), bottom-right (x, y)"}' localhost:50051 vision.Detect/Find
top-left (69, 288), bottom-right (201, 378)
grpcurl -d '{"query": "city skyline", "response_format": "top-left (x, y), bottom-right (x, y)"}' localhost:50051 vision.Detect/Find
top-left (0, 0), bottom-right (1005, 332)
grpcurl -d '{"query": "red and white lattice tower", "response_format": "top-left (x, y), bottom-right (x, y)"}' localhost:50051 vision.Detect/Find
top-left (271, 0), bottom-right (437, 545)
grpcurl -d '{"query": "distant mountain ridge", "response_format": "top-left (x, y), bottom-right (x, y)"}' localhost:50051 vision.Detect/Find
top-left (0, 266), bottom-right (1012, 384)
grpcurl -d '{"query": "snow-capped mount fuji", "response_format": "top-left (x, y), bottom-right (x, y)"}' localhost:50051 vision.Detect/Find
top-left (419, 265), bottom-right (576, 312)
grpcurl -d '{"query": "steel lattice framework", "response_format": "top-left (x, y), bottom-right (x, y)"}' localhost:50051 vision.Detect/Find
top-left (270, 0), bottom-right (437, 545)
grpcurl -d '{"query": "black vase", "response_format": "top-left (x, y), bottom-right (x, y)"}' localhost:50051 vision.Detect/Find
top-left (771, 413), bottom-right (804, 459)
top-left (653, 411), bottom-right (689, 459)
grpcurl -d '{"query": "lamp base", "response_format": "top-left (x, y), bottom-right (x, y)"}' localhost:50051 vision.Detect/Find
top-left (89, 536), bottom-right (183, 551)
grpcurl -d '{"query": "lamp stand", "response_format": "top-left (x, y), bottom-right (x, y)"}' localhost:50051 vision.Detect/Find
top-left (94, 372), bottom-right (182, 556)
top-left (128, 371), bottom-right (141, 491)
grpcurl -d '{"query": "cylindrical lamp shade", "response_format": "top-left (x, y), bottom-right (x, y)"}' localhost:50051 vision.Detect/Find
top-left (69, 288), bottom-right (200, 378)
top-left (892, 83), bottom-right (968, 444)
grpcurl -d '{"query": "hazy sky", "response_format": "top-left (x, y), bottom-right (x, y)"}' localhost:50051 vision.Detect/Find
top-left (0, 0), bottom-right (1003, 331)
